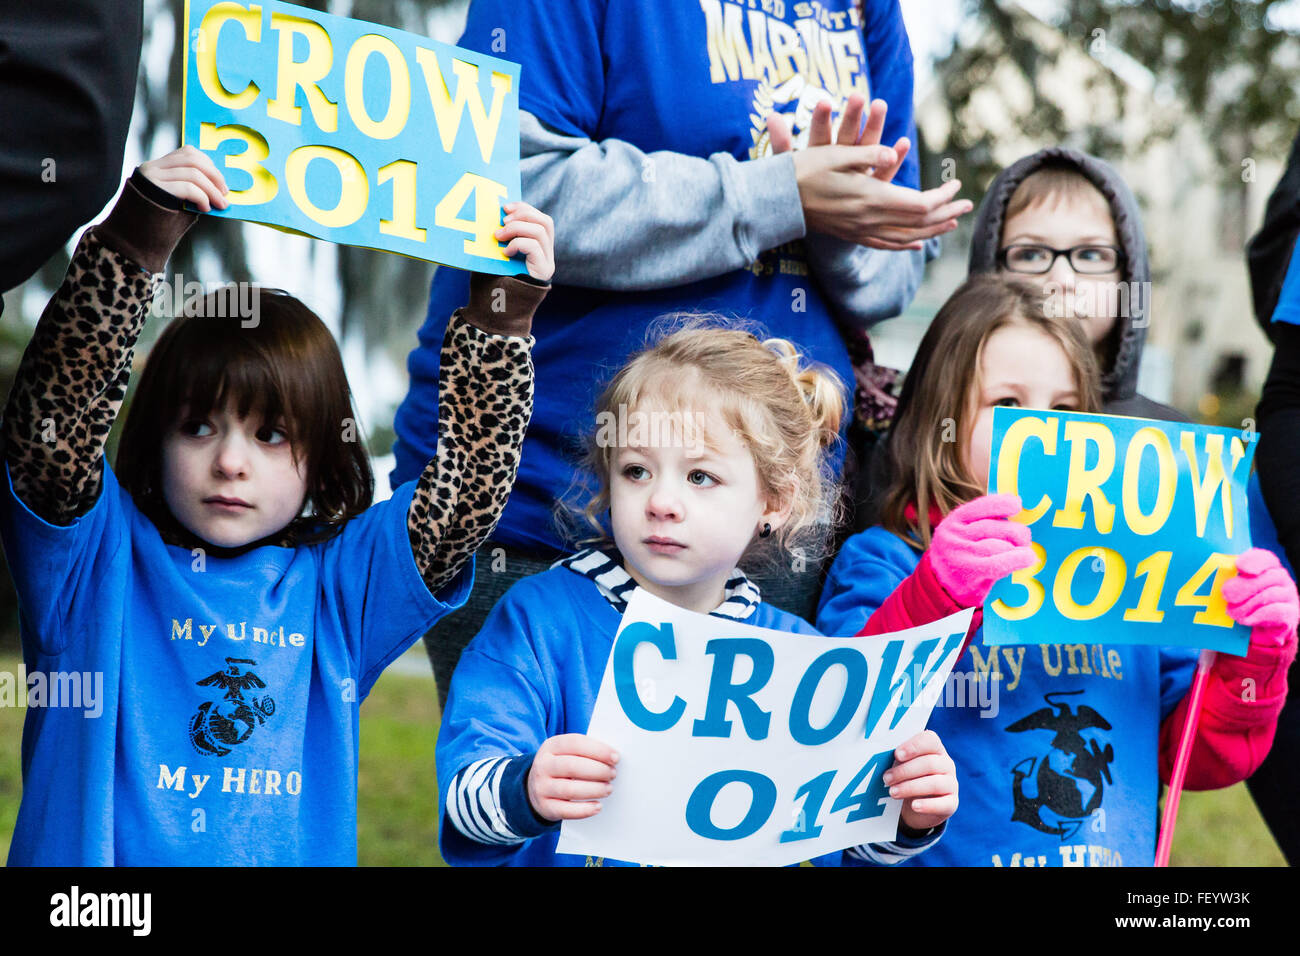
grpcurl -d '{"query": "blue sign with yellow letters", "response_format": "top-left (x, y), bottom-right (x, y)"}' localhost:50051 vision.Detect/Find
top-left (182, 0), bottom-right (526, 274)
top-left (984, 408), bottom-right (1255, 655)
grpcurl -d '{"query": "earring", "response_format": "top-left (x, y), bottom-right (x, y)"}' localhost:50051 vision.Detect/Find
top-left (759, 523), bottom-right (772, 538)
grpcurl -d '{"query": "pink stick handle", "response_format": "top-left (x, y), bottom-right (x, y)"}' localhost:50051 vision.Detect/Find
top-left (1154, 648), bottom-right (1216, 867)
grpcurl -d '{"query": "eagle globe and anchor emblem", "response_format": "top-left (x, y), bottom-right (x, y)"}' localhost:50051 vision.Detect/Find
top-left (1007, 691), bottom-right (1115, 839)
top-left (188, 657), bottom-right (277, 757)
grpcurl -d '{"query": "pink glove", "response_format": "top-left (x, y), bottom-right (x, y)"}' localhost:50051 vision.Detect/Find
top-left (928, 493), bottom-right (1036, 607)
top-left (1160, 548), bottom-right (1300, 790)
top-left (1223, 548), bottom-right (1300, 647)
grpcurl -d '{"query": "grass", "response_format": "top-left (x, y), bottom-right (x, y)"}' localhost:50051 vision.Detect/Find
top-left (1165, 783), bottom-right (1286, 866)
top-left (0, 651), bottom-right (1288, 866)
top-left (0, 663), bottom-right (21, 861)
top-left (356, 662), bottom-right (447, 866)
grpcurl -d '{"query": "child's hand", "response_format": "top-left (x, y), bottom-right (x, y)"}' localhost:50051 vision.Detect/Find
top-left (884, 730), bottom-right (958, 832)
top-left (138, 146), bottom-right (229, 212)
top-left (526, 733), bottom-right (618, 822)
top-left (1224, 548), bottom-right (1300, 651)
top-left (497, 201), bottom-right (554, 282)
top-left (928, 492), bottom-right (1036, 607)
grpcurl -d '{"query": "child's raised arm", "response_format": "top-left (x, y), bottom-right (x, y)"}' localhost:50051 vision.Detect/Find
top-left (404, 203), bottom-right (552, 594)
top-left (1, 147), bottom-right (221, 524)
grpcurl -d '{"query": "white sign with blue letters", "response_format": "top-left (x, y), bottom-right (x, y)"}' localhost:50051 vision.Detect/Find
top-left (557, 589), bottom-right (971, 867)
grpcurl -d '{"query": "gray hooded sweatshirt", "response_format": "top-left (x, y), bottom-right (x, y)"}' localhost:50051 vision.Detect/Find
top-left (967, 146), bottom-right (1186, 423)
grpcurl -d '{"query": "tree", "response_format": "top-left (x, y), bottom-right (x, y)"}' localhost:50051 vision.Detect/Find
top-left (931, 0), bottom-right (1300, 199)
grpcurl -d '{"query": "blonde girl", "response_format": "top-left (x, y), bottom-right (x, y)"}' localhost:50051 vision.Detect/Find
top-left (436, 320), bottom-right (959, 866)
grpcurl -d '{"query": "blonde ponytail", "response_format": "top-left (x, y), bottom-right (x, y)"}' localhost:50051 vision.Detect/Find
top-left (764, 336), bottom-right (845, 450)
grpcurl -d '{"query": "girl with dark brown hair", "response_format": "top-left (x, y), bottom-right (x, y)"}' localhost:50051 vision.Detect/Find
top-left (0, 146), bottom-right (552, 865)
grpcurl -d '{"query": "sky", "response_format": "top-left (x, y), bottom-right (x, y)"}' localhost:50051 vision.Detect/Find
top-left (901, 0), bottom-right (963, 92)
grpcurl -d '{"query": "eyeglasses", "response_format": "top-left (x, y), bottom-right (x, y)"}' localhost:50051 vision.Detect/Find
top-left (998, 243), bottom-right (1124, 275)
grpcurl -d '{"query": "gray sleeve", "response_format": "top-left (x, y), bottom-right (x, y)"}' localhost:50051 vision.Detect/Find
top-left (520, 111), bottom-right (806, 291)
top-left (801, 233), bottom-right (940, 333)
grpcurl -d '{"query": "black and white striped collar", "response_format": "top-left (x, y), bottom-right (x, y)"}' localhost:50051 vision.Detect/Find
top-left (555, 548), bottom-right (761, 621)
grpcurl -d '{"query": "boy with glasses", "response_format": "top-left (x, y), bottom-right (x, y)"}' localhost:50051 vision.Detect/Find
top-left (968, 147), bottom-right (1183, 421)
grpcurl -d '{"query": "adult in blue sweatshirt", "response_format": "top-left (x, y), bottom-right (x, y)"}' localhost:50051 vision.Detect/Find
top-left (392, 0), bottom-right (967, 702)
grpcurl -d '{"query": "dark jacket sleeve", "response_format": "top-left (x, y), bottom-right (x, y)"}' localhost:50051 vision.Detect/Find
top-left (1247, 125), bottom-right (1300, 340)
top-left (1251, 129), bottom-right (1300, 578)
top-left (0, 1), bottom-right (143, 296)
top-left (1256, 321), bottom-right (1300, 573)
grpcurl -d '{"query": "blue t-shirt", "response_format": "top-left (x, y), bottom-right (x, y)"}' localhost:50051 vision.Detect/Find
top-left (436, 564), bottom-right (836, 866)
top-left (392, 0), bottom-right (920, 550)
top-left (0, 460), bottom-right (471, 866)
top-left (816, 527), bottom-right (1199, 867)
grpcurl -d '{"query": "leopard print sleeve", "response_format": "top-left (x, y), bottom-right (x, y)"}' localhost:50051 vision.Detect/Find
top-left (407, 273), bottom-right (544, 594)
top-left (2, 176), bottom-right (195, 525)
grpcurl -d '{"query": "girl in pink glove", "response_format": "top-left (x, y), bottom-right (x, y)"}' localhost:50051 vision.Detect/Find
top-left (817, 274), bottom-right (1298, 866)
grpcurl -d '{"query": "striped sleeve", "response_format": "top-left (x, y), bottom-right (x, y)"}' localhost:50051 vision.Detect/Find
top-left (445, 753), bottom-right (557, 846)
top-left (843, 823), bottom-right (945, 865)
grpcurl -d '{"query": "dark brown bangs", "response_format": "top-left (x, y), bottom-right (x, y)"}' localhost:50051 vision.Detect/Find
top-left (116, 287), bottom-right (373, 540)
top-left (166, 315), bottom-right (293, 445)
